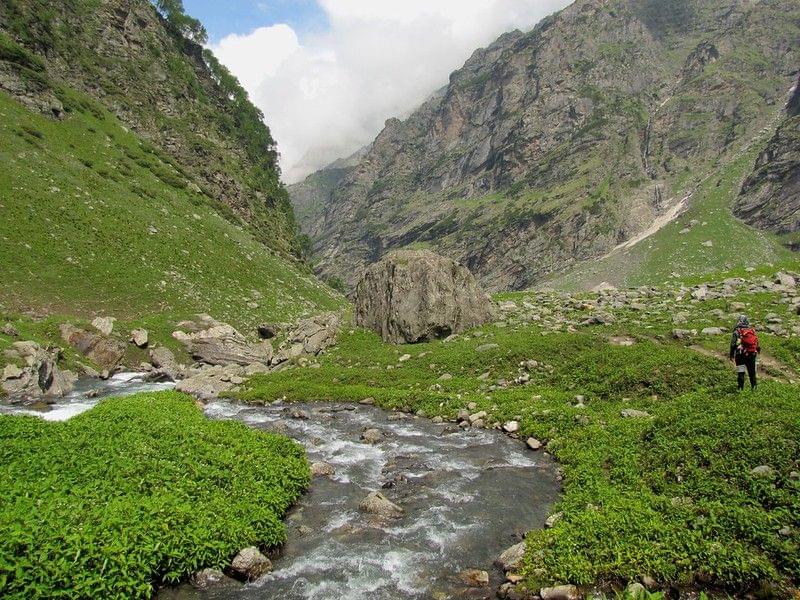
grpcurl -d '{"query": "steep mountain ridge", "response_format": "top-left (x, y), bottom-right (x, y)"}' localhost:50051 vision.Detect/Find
top-left (0, 0), bottom-right (343, 335)
top-left (291, 0), bottom-right (800, 291)
top-left (1, 0), bottom-right (297, 253)
top-left (735, 77), bottom-right (800, 248)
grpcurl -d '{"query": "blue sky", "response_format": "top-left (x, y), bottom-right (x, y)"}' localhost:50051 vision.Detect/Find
top-left (183, 0), bottom-right (327, 42)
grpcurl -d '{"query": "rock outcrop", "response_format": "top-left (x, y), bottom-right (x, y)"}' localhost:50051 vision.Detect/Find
top-left (355, 250), bottom-right (493, 343)
top-left (275, 312), bottom-right (340, 360)
top-left (735, 77), bottom-right (800, 244)
top-left (173, 315), bottom-right (274, 367)
top-left (1, 341), bottom-right (76, 401)
top-left (59, 324), bottom-right (126, 370)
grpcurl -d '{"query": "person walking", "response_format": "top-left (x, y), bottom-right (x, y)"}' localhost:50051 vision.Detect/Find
top-left (729, 315), bottom-right (760, 391)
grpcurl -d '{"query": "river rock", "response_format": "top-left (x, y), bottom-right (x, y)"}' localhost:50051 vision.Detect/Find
top-left (91, 316), bottom-right (115, 335)
top-left (1, 341), bottom-right (76, 400)
top-left (310, 461), bottom-right (336, 478)
top-left (191, 568), bottom-right (232, 590)
top-left (230, 546), bottom-right (272, 581)
top-left (503, 420), bottom-right (520, 433)
top-left (540, 584), bottom-right (580, 600)
top-left (526, 438), bottom-right (543, 450)
top-left (59, 324), bottom-right (125, 369)
top-left (175, 365), bottom-right (242, 400)
top-left (354, 249), bottom-right (494, 344)
top-left (358, 491), bottom-right (404, 518)
top-left (496, 541), bottom-right (526, 572)
top-left (173, 315), bottom-right (273, 366)
top-left (361, 428), bottom-right (384, 444)
top-left (149, 346), bottom-right (181, 380)
top-left (130, 328), bottom-right (149, 348)
top-left (460, 569), bottom-right (489, 586)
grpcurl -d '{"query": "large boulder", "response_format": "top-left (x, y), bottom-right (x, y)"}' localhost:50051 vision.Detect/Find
top-left (1, 341), bottom-right (76, 401)
top-left (172, 315), bottom-right (273, 367)
top-left (59, 324), bottom-right (126, 370)
top-left (354, 250), bottom-right (494, 344)
top-left (276, 312), bottom-right (340, 360)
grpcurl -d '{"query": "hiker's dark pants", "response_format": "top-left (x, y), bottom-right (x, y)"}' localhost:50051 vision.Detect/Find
top-left (735, 353), bottom-right (757, 390)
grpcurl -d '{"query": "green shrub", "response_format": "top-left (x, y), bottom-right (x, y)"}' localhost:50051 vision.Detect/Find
top-left (0, 392), bottom-right (309, 599)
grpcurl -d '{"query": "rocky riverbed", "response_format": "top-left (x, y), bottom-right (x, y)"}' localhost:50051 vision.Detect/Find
top-left (157, 400), bottom-right (561, 600)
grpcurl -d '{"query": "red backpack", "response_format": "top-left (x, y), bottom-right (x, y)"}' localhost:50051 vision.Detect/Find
top-left (739, 327), bottom-right (759, 354)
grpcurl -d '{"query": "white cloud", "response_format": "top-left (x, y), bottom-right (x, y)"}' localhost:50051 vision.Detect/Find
top-left (212, 0), bottom-right (573, 183)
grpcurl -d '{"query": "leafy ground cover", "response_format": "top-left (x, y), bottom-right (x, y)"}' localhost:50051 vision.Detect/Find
top-left (0, 392), bottom-right (309, 599)
top-left (237, 280), bottom-right (800, 595)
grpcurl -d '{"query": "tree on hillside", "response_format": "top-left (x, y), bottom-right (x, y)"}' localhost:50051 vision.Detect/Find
top-left (153, 0), bottom-right (208, 44)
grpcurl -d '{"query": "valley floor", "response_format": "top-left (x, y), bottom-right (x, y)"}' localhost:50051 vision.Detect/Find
top-left (1, 272), bottom-right (799, 598)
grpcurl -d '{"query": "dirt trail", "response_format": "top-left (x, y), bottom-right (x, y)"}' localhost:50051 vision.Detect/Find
top-left (689, 344), bottom-right (795, 382)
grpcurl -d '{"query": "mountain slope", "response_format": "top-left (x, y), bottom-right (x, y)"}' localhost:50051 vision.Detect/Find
top-left (0, 0), bottom-right (343, 333)
top-left (1, 0), bottom-right (297, 254)
top-left (735, 77), bottom-right (800, 249)
top-left (290, 0), bottom-right (800, 291)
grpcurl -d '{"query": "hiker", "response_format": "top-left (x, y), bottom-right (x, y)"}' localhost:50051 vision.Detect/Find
top-left (729, 315), bottom-right (760, 390)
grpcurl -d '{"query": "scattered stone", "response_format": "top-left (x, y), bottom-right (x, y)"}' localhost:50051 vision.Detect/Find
top-left (625, 582), bottom-right (647, 598)
top-left (310, 462), bottom-right (335, 478)
top-left (291, 409), bottom-right (310, 420)
top-left (640, 575), bottom-right (658, 590)
top-left (672, 329), bottom-right (693, 340)
top-left (191, 568), bottom-right (229, 590)
top-left (398, 353), bottom-right (411, 362)
top-left (358, 491), bottom-right (404, 518)
top-left (701, 240), bottom-right (713, 247)
top-left (526, 438), bottom-right (543, 450)
top-left (496, 541), bottom-right (526, 572)
top-left (469, 411), bottom-right (487, 424)
top-left (438, 373), bottom-right (453, 381)
top-left (460, 569), bottom-right (489, 587)
top-left (701, 327), bottom-right (724, 335)
top-left (257, 323), bottom-right (280, 339)
top-left (476, 343), bottom-right (500, 353)
top-left (502, 420), bottom-right (520, 434)
top-left (775, 272), bottom-right (796, 288)
top-left (360, 428), bottom-right (384, 444)
top-left (750, 465), bottom-right (774, 477)
top-left (91, 316), bottom-right (115, 335)
top-left (354, 249), bottom-right (494, 344)
top-left (130, 328), bottom-right (149, 348)
top-left (621, 409), bottom-right (651, 419)
top-left (540, 584), bottom-right (580, 600)
top-left (778, 525), bottom-right (792, 537)
top-left (359, 397), bottom-right (375, 405)
top-left (229, 547), bottom-right (272, 581)
top-left (1, 323), bottom-right (19, 337)
top-left (545, 512), bottom-right (563, 528)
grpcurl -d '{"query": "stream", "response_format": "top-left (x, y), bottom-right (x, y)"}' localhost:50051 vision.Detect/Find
top-left (2, 378), bottom-right (561, 600)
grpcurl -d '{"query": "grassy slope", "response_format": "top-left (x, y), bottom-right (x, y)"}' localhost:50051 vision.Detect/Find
top-left (549, 133), bottom-right (799, 291)
top-left (0, 392), bottom-right (310, 599)
top-left (237, 280), bottom-right (800, 594)
top-left (0, 88), bottom-right (343, 359)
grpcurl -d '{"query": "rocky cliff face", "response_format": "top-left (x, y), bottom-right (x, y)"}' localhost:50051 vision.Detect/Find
top-left (0, 0), bottom-right (297, 253)
top-left (291, 0), bottom-right (800, 291)
top-left (735, 78), bottom-right (800, 246)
